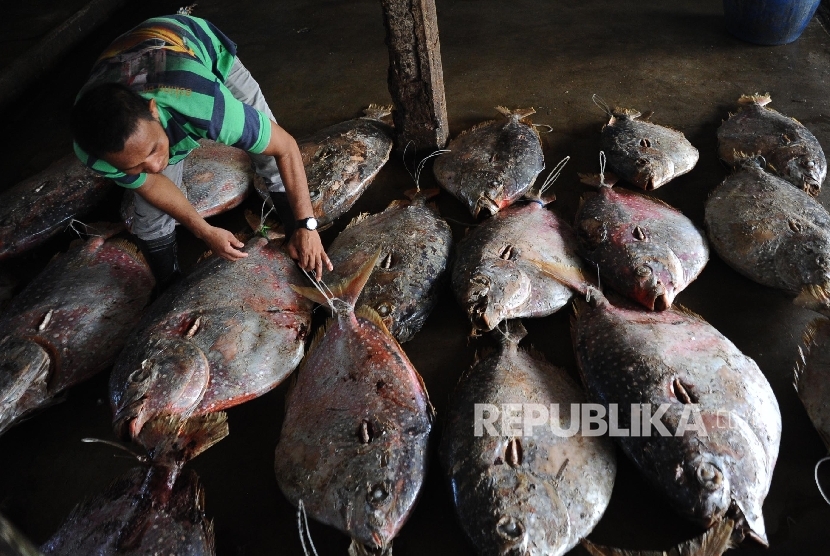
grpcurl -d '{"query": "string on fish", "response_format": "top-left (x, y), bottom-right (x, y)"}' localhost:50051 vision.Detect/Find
top-left (532, 124), bottom-right (553, 133)
top-left (591, 94), bottom-right (612, 117)
top-left (299, 267), bottom-right (338, 313)
top-left (297, 499), bottom-right (321, 556)
top-left (81, 438), bottom-right (149, 464)
top-left (413, 149), bottom-right (450, 192)
top-left (598, 151), bottom-right (607, 187)
top-left (537, 155), bottom-right (570, 199)
top-left (66, 219), bottom-right (101, 239)
top-left (402, 141), bottom-right (417, 184)
top-left (815, 456), bottom-right (830, 505)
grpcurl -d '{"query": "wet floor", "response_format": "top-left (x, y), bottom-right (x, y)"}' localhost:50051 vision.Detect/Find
top-left (2, 0), bottom-right (830, 554)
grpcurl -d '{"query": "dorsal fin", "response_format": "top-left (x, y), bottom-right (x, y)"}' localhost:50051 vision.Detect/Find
top-left (673, 304), bottom-right (707, 323)
top-left (356, 305), bottom-right (393, 337)
top-left (342, 212), bottom-right (372, 232)
top-left (291, 250), bottom-right (381, 309)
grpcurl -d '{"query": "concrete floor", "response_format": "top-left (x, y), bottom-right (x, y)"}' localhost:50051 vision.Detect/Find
top-left (1, 0), bottom-right (830, 554)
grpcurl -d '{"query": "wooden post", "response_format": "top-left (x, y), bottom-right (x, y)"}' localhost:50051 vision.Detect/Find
top-left (379, 0), bottom-right (449, 151)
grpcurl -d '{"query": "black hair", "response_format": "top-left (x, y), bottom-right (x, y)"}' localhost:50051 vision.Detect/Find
top-left (70, 83), bottom-right (155, 157)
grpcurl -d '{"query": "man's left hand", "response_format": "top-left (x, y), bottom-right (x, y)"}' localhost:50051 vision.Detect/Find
top-left (287, 229), bottom-right (333, 281)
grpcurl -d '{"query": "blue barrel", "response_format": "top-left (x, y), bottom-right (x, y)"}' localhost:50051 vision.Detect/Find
top-left (723, 0), bottom-right (821, 45)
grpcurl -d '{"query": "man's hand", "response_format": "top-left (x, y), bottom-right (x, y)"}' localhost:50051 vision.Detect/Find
top-left (287, 229), bottom-right (332, 280)
top-left (200, 225), bottom-right (248, 261)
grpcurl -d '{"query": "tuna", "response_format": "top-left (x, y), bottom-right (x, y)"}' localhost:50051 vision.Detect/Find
top-left (274, 254), bottom-right (433, 555)
top-left (794, 317), bottom-right (830, 451)
top-left (0, 234), bottom-right (153, 436)
top-left (433, 107), bottom-right (545, 217)
top-left (122, 140), bottom-right (255, 227)
top-left (704, 157), bottom-right (830, 316)
top-left (323, 188), bottom-right (452, 342)
top-left (572, 289), bottom-right (781, 545)
top-left (41, 416), bottom-right (225, 555)
top-left (452, 159), bottom-right (591, 332)
top-left (596, 97), bottom-right (699, 191)
top-left (441, 320), bottom-right (616, 556)
top-left (575, 168), bottom-right (709, 311)
top-left (256, 105), bottom-right (394, 227)
top-left (718, 94), bottom-right (826, 196)
top-left (109, 236), bottom-right (312, 450)
top-left (0, 155), bottom-right (110, 260)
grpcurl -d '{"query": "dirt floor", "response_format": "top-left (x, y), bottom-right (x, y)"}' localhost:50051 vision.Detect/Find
top-left (2, 0), bottom-right (830, 554)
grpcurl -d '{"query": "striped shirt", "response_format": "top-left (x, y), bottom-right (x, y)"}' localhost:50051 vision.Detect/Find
top-left (74, 15), bottom-right (271, 188)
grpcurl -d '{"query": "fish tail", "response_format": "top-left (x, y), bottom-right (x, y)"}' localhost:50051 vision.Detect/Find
top-left (738, 93), bottom-right (772, 106)
top-left (349, 539), bottom-right (393, 556)
top-left (526, 156), bottom-right (569, 204)
top-left (495, 105), bottom-right (536, 121)
top-left (291, 250), bottom-right (381, 309)
top-left (363, 103), bottom-right (393, 120)
top-left (527, 257), bottom-right (594, 295)
top-left (403, 187), bottom-right (440, 201)
top-left (582, 517), bottom-right (736, 556)
top-left (795, 283), bottom-right (830, 316)
top-left (138, 413), bottom-right (229, 466)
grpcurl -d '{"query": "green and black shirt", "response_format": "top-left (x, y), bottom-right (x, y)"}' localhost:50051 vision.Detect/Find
top-left (74, 14), bottom-right (271, 188)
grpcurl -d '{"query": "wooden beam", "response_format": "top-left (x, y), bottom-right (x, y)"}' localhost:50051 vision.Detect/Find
top-left (380, 0), bottom-right (449, 151)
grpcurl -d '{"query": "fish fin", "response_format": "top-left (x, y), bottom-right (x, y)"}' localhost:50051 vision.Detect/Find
top-left (363, 104), bottom-right (393, 120)
top-left (794, 317), bottom-right (830, 393)
top-left (527, 257), bottom-right (593, 295)
top-left (581, 518), bottom-right (735, 556)
top-left (612, 106), bottom-right (642, 119)
top-left (495, 106), bottom-right (536, 121)
top-left (795, 283), bottom-right (830, 316)
top-left (404, 187), bottom-right (440, 201)
top-left (578, 172), bottom-right (619, 188)
top-left (672, 304), bottom-right (707, 323)
top-left (356, 305), bottom-right (393, 337)
top-left (292, 251), bottom-right (381, 309)
top-left (738, 93), bottom-right (772, 107)
top-left (349, 539), bottom-right (393, 556)
top-left (139, 413), bottom-right (229, 466)
top-left (640, 110), bottom-right (654, 121)
top-left (106, 238), bottom-right (149, 267)
top-left (492, 319), bottom-right (528, 345)
top-left (343, 212), bottom-right (372, 232)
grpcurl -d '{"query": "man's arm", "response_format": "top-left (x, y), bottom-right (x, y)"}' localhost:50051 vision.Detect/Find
top-left (135, 172), bottom-right (248, 260)
top-left (259, 120), bottom-right (332, 280)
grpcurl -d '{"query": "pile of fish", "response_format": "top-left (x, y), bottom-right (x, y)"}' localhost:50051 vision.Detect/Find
top-left (275, 255), bottom-right (433, 554)
top-left (0, 232), bottom-right (153, 436)
top-left (323, 188), bottom-right (452, 342)
top-left (441, 320), bottom-right (616, 556)
top-left (433, 106), bottom-right (545, 217)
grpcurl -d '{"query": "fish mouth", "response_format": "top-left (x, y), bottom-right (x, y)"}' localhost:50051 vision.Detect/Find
top-left (652, 290), bottom-right (672, 311)
top-left (727, 502), bottom-right (768, 547)
top-left (113, 397), bottom-right (149, 441)
top-left (477, 196), bottom-right (501, 216)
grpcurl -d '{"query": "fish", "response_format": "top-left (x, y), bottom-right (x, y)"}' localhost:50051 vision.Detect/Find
top-left (109, 236), bottom-right (312, 450)
top-left (440, 320), bottom-right (616, 556)
top-left (0, 155), bottom-right (111, 260)
top-left (122, 139), bottom-right (256, 227)
top-left (794, 317), bottom-right (830, 451)
top-left (452, 158), bottom-right (591, 332)
top-left (704, 156), bottom-right (830, 316)
top-left (322, 188), bottom-right (452, 342)
top-left (41, 416), bottom-right (225, 555)
top-left (1, 514), bottom-right (43, 556)
top-left (575, 169), bottom-right (709, 311)
top-left (256, 105), bottom-right (395, 227)
top-left (717, 94), bottom-right (826, 196)
top-left (596, 97), bottom-right (699, 191)
top-left (571, 289), bottom-right (781, 546)
top-left (0, 233), bottom-right (153, 436)
top-left (274, 254), bottom-right (433, 555)
top-left (433, 106), bottom-right (545, 217)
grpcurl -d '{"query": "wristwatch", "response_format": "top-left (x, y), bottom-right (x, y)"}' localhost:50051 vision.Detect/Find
top-left (296, 217), bottom-right (318, 231)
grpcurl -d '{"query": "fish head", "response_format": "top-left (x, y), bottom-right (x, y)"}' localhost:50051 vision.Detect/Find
top-left (631, 150), bottom-right (675, 191)
top-left (625, 247), bottom-right (683, 310)
top-left (347, 478), bottom-right (411, 551)
top-left (112, 335), bottom-right (210, 441)
top-left (463, 260), bottom-right (532, 331)
top-left (0, 337), bottom-right (51, 433)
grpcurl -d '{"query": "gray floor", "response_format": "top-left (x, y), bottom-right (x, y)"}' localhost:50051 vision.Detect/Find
top-left (1, 0), bottom-right (830, 554)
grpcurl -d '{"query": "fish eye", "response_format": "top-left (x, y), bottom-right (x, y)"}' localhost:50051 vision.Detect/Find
top-left (496, 516), bottom-right (524, 540)
top-left (806, 160), bottom-right (816, 168)
top-left (367, 484), bottom-right (390, 506)
top-left (636, 265), bottom-right (653, 277)
top-left (695, 461), bottom-right (723, 491)
top-left (376, 302), bottom-right (393, 317)
top-left (129, 366), bottom-right (152, 383)
top-left (309, 189), bottom-right (321, 200)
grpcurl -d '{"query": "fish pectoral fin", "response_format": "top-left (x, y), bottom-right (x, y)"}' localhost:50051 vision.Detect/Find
top-left (527, 258), bottom-right (593, 294)
top-left (581, 518), bottom-right (735, 556)
top-left (137, 412), bottom-right (229, 466)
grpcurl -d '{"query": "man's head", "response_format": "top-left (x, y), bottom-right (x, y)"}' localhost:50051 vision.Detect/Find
top-left (71, 83), bottom-right (169, 175)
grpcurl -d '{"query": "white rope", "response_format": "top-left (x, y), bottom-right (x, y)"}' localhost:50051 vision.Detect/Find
top-left (815, 456), bottom-right (830, 504)
top-left (538, 155), bottom-right (570, 197)
top-left (414, 149), bottom-right (450, 192)
top-left (297, 499), bottom-right (321, 556)
top-left (598, 151), bottom-right (607, 187)
top-left (299, 267), bottom-right (337, 313)
top-left (591, 94), bottom-right (612, 117)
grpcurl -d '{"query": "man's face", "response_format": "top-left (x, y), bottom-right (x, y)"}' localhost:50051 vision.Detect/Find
top-left (102, 99), bottom-right (170, 175)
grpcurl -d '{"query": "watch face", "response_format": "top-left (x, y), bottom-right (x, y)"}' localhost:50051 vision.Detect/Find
top-left (306, 217), bottom-right (318, 231)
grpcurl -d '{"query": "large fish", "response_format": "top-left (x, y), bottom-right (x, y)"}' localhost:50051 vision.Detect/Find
top-left (441, 320), bottom-right (616, 556)
top-left (323, 188), bottom-right (452, 342)
top-left (596, 98), bottom-right (699, 191)
top-left (575, 170), bottom-right (709, 311)
top-left (122, 140), bottom-right (255, 227)
top-left (41, 416), bottom-right (225, 555)
top-left (274, 254), bottom-right (433, 555)
top-left (109, 236), bottom-right (312, 449)
top-left (433, 107), bottom-right (545, 217)
top-left (0, 155), bottom-right (110, 260)
top-left (794, 317), bottom-right (830, 451)
top-left (717, 94), bottom-right (826, 196)
top-left (452, 160), bottom-right (590, 332)
top-left (572, 289), bottom-right (781, 545)
top-left (704, 156), bottom-right (830, 316)
top-left (256, 105), bottom-right (394, 227)
top-left (0, 234), bottom-right (153, 436)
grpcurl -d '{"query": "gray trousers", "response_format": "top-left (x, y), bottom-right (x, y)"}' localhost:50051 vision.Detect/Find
top-left (129, 57), bottom-right (285, 240)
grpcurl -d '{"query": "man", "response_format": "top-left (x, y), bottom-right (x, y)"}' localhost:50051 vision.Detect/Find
top-left (70, 14), bottom-right (332, 286)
